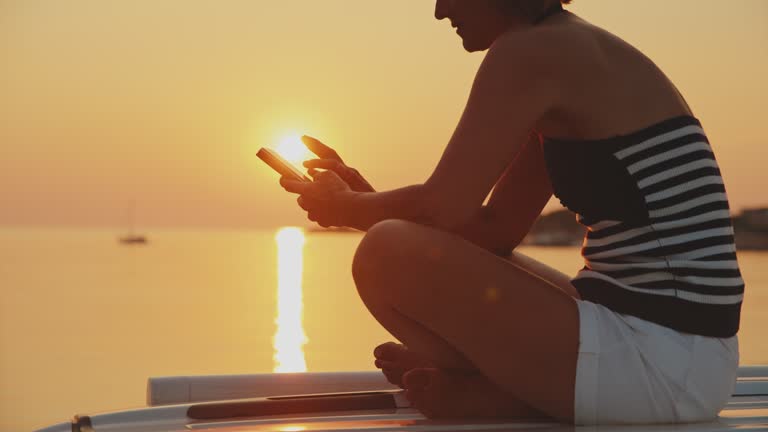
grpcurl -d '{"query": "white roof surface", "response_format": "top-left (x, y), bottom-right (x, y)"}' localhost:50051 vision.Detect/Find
top-left (36, 368), bottom-right (768, 432)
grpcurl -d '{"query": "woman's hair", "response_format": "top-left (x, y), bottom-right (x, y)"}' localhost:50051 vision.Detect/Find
top-left (493, 0), bottom-right (573, 23)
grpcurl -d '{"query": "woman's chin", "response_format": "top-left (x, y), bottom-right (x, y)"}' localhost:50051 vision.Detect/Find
top-left (461, 37), bottom-right (488, 53)
top-left (457, 31), bottom-right (493, 53)
top-left (460, 37), bottom-right (474, 52)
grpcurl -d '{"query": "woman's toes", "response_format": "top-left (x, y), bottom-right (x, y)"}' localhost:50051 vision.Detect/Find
top-left (373, 341), bottom-right (404, 360)
top-left (400, 368), bottom-right (543, 420)
top-left (402, 368), bottom-right (434, 390)
top-left (376, 359), bottom-right (398, 369)
top-left (401, 368), bottom-right (438, 415)
top-left (374, 341), bottom-right (435, 370)
top-left (382, 367), bottom-right (407, 387)
top-left (373, 343), bottom-right (438, 389)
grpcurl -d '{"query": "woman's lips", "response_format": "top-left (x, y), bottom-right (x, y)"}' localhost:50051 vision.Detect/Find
top-left (450, 20), bottom-right (463, 35)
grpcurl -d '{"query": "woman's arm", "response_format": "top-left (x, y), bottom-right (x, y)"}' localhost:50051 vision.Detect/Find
top-left (281, 174), bottom-right (432, 231)
top-left (332, 185), bottom-right (431, 231)
top-left (283, 31), bottom-right (560, 232)
top-left (337, 131), bottom-right (553, 248)
top-left (451, 132), bottom-right (553, 255)
top-left (422, 32), bottom-right (559, 229)
top-left (342, 33), bottom-right (558, 229)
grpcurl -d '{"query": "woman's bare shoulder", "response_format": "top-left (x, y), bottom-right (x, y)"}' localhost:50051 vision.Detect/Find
top-left (489, 15), bottom-right (691, 139)
top-left (488, 17), bottom-right (605, 77)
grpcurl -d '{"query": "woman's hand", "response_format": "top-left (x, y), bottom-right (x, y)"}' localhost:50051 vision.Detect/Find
top-left (301, 135), bottom-right (375, 193)
top-left (280, 169), bottom-right (358, 228)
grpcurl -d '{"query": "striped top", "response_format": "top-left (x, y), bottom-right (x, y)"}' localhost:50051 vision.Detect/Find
top-left (542, 115), bottom-right (743, 337)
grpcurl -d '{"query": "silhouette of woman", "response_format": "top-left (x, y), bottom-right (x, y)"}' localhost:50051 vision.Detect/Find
top-left (281, 0), bottom-right (742, 424)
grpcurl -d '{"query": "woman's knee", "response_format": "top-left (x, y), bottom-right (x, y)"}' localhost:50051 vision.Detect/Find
top-left (352, 219), bottom-right (421, 293)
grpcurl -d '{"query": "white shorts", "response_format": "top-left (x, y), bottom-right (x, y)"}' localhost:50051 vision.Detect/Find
top-left (574, 300), bottom-right (740, 425)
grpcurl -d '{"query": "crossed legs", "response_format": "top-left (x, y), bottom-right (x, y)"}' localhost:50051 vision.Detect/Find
top-left (352, 219), bottom-right (581, 422)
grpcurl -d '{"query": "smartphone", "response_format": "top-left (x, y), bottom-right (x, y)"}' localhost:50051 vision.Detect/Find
top-left (257, 147), bottom-right (310, 182)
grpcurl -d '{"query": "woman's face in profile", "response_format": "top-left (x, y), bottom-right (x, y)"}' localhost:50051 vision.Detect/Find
top-left (434, 0), bottom-right (514, 52)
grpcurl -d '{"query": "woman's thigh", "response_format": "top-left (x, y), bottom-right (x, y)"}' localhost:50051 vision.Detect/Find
top-left (352, 219), bottom-right (580, 422)
top-left (503, 250), bottom-right (581, 300)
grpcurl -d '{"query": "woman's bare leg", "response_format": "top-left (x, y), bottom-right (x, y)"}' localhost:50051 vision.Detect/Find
top-left (373, 250), bottom-right (579, 387)
top-left (353, 220), bottom-right (581, 422)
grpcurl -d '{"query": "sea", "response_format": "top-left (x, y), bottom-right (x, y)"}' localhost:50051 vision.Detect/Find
top-left (1, 228), bottom-right (766, 431)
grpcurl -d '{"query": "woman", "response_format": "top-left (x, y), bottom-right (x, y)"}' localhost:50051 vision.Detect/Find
top-left (280, 0), bottom-right (743, 425)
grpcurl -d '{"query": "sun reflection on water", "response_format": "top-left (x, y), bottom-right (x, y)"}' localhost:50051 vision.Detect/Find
top-left (273, 227), bottom-right (309, 373)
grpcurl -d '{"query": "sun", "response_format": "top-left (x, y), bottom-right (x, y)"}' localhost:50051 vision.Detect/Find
top-left (274, 133), bottom-right (312, 165)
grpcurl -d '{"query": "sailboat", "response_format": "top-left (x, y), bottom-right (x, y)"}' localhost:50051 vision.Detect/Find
top-left (118, 201), bottom-right (148, 245)
top-left (118, 233), bottom-right (147, 245)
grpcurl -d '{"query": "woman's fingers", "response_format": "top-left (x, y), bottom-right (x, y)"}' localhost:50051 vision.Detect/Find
top-left (297, 196), bottom-right (310, 210)
top-left (280, 176), bottom-right (311, 194)
top-left (304, 158), bottom-right (345, 171)
top-left (305, 159), bottom-right (346, 182)
top-left (306, 158), bottom-right (374, 193)
top-left (308, 210), bottom-right (330, 227)
top-left (301, 135), bottom-right (343, 162)
top-left (305, 159), bottom-right (357, 184)
top-left (298, 195), bottom-right (321, 211)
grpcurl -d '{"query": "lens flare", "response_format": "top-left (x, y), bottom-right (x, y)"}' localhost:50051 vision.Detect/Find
top-left (273, 227), bottom-right (309, 373)
top-left (274, 133), bottom-right (311, 165)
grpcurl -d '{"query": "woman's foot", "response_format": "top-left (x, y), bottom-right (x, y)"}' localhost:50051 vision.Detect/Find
top-left (373, 342), bottom-right (435, 387)
top-left (401, 368), bottom-right (548, 420)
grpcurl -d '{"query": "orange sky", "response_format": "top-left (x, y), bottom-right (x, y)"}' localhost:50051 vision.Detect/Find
top-left (1, 0), bottom-right (766, 229)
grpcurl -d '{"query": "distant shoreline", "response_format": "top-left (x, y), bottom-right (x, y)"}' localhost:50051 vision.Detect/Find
top-left (306, 207), bottom-right (768, 251)
top-left (521, 207), bottom-right (768, 251)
